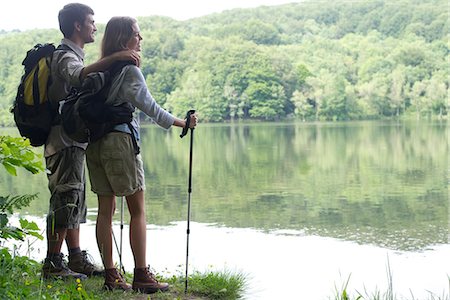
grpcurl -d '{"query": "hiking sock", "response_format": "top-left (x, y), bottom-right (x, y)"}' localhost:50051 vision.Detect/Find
top-left (69, 247), bottom-right (81, 256)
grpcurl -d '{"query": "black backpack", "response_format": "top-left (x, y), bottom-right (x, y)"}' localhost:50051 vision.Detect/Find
top-left (59, 61), bottom-right (138, 151)
top-left (11, 43), bottom-right (70, 146)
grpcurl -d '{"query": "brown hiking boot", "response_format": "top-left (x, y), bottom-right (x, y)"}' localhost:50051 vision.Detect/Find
top-left (132, 267), bottom-right (169, 294)
top-left (68, 250), bottom-right (104, 276)
top-left (104, 268), bottom-right (132, 291)
top-left (42, 254), bottom-right (87, 280)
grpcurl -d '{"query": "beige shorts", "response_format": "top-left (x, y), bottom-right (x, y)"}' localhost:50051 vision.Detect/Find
top-left (86, 132), bottom-right (145, 197)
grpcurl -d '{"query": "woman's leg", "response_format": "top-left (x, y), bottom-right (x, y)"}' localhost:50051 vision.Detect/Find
top-left (125, 190), bottom-right (146, 268)
top-left (96, 195), bottom-right (116, 269)
top-left (126, 190), bottom-right (169, 293)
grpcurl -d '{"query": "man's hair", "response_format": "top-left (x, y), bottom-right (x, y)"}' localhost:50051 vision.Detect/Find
top-left (101, 16), bottom-right (136, 58)
top-left (58, 3), bottom-right (94, 38)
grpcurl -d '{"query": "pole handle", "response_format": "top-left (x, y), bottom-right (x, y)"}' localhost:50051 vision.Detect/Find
top-left (180, 110), bottom-right (196, 138)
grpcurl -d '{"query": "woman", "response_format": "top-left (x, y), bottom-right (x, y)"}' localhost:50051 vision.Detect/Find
top-left (86, 16), bottom-right (197, 293)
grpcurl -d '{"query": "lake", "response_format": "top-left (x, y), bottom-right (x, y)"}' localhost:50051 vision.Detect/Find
top-left (1, 120), bottom-right (449, 299)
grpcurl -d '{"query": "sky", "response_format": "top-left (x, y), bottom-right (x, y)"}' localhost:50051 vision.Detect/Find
top-left (0, 0), bottom-right (302, 31)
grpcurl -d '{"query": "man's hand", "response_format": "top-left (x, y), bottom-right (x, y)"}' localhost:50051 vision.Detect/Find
top-left (113, 50), bottom-right (141, 67)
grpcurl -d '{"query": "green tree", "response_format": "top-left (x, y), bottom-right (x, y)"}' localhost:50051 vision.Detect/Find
top-left (245, 81), bottom-right (286, 120)
top-left (408, 80), bottom-right (428, 119)
top-left (388, 65), bottom-right (407, 116)
top-left (292, 90), bottom-right (315, 121)
top-left (426, 72), bottom-right (448, 118)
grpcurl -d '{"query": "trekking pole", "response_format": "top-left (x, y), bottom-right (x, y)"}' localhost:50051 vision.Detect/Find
top-left (119, 196), bottom-right (125, 274)
top-left (112, 196), bottom-right (126, 274)
top-left (180, 109), bottom-right (195, 294)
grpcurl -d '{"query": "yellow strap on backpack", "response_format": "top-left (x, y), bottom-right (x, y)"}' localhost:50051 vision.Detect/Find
top-left (23, 57), bottom-right (51, 106)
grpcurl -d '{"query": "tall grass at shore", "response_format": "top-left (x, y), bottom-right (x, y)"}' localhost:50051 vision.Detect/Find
top-left (0, 249), bottom-right (247, 299)
top-left (333, 258), bottom-right (449, 300)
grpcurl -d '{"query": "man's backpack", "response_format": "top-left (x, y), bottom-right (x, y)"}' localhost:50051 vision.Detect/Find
top-left (11, 43), bottom-right (70, 146)
top-left (59, 61), bottom-right (136, 147)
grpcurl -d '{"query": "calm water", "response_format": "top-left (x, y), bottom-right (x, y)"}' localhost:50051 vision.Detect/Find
top-left (1, 121), bottom-right (449, 299)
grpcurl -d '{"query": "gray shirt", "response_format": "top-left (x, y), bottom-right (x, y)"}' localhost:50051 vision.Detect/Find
top-left (45, 39), bottom-right (88, 157)
top-left (107, 65), bottom-right (175, 133)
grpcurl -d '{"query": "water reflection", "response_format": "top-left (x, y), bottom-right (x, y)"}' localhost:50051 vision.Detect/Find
top-left (5, 217), bottom-right (450, 300)
top-left (0, 120), bottom-right (448, 252)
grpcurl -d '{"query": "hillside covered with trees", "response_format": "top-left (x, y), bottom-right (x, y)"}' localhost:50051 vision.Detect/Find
top-left (0, 0), bottom-right (448, 124)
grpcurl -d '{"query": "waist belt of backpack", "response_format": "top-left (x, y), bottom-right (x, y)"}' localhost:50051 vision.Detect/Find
top-left (126, 122), bottom-right (140, 155)
top-left (50, 100), bottom-right (61, 126)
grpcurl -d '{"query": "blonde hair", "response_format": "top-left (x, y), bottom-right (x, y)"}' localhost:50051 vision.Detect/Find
top-left (101, 16), bottom-right (137, 58)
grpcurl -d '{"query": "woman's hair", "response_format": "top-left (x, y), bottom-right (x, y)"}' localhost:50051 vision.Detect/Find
top-left (101, 16), bottom-right (137, 58)
top-left (58, 3), bottom-right (94, 38)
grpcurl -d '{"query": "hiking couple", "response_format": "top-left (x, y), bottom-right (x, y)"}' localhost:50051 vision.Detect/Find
top-left (42, 3), bottom-right (197, 294)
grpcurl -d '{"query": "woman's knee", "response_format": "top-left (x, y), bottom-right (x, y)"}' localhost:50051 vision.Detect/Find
top-left (125, 191), bottom-right (145, 217)
top-left (97, 195), bottom-right (116, 218)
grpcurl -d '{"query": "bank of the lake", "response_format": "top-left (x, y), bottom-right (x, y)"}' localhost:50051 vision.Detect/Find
top-left (0, 247), bottom-right (246, 299)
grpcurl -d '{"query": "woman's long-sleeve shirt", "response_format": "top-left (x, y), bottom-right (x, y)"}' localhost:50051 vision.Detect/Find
top-left (107, 64), bottom-right (175, 136)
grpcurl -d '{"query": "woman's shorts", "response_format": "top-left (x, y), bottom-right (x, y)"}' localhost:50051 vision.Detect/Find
top-left (86, 132), bottom-right (145, 197)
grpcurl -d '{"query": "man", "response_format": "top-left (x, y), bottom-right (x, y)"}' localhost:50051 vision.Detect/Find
top-left (42, 3), bottom-right (140, 279)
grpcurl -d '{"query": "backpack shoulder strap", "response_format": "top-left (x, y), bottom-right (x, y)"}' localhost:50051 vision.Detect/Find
top-left (55, 44), bottom-right (72, 52)
top-left (52, 44), bottom-right (75, 63)
top-left (108, 60), bottom-right (135, 78)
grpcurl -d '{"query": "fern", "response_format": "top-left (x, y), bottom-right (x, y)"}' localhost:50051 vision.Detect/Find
top-left (0, 194), bottom-right (38, 214)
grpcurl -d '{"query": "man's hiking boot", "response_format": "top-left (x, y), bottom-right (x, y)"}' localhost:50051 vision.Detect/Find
top-left (68, 250), bottom-right (104, 276)
top-left (103, 268), bottom-right (132, 291)
top-left (132, 267), bottom-right (169, 294)
top-left (42, 253), bottom-right (87, 280)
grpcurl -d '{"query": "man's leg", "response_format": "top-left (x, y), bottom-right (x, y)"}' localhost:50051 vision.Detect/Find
top-left (47, 228), bottom-right (67, 256)
top-left (43, 147), bottom-right (87, 279)
top-left (63, 147), bottom-right (103, 276)
top-left (43, 209), bottom-right (86, 279)
top-left (66, 228), bottom-right (81, 255)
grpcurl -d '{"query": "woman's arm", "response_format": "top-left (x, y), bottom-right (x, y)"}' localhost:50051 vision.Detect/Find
top-left (120, 65), bottom-right (197, 129)
top-left (173, 115), bottom-right (198, 129)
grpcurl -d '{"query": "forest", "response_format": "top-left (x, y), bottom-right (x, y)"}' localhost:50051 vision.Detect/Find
top-left (0, 0), bottom-right (448, 124)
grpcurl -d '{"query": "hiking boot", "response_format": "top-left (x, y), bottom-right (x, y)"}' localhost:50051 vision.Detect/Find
top-left (104, 268), bottom-right (132, 291)
top-left (68, 250), bottom-right (104, 276)
top-left (132, 267), bottom-right (169, 294)
top-left (42, 253), bottom-right (87, 280)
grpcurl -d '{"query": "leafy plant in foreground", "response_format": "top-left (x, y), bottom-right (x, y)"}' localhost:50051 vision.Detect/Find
top-left (0, 135), bottom-right (44, 243)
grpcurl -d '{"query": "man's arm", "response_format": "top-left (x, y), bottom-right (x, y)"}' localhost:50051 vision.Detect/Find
top-left (80, 49), bottom-right (140, 79)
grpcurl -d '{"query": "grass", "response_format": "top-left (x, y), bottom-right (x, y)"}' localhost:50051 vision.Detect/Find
top-left (333, 258), bottom-right (449, 300)
top-left (0, 248), bottom-right (247, 300)
top-left (1, 248), bottom-right (448, 300)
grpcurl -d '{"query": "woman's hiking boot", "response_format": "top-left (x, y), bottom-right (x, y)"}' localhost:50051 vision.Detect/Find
top-left (42, 253), bottom-right (87, 280)
top-left (68, 250), bottom-right (104, 276)
top-left (103, 268), bottom-right (132, 291)
top-left (132, 267), bottom-right (169, 294)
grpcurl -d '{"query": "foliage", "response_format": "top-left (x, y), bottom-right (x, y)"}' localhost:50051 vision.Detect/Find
top-left (0, 194), bottom-right (42, 241)
top-left (332, 268), bottom-right (449, 300)
top-left (0, 0), bottom-right (448, 124)
top-left (186, 270), bottom-right (247, 300)
top-left (0, 136), bottom-right (45, 176)
top-left (0, 252), bottom-right (247, 300)
top-left (0, 249), bottom-right (95, 299)
top-left (0, 135), bottom-right (44, 242)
